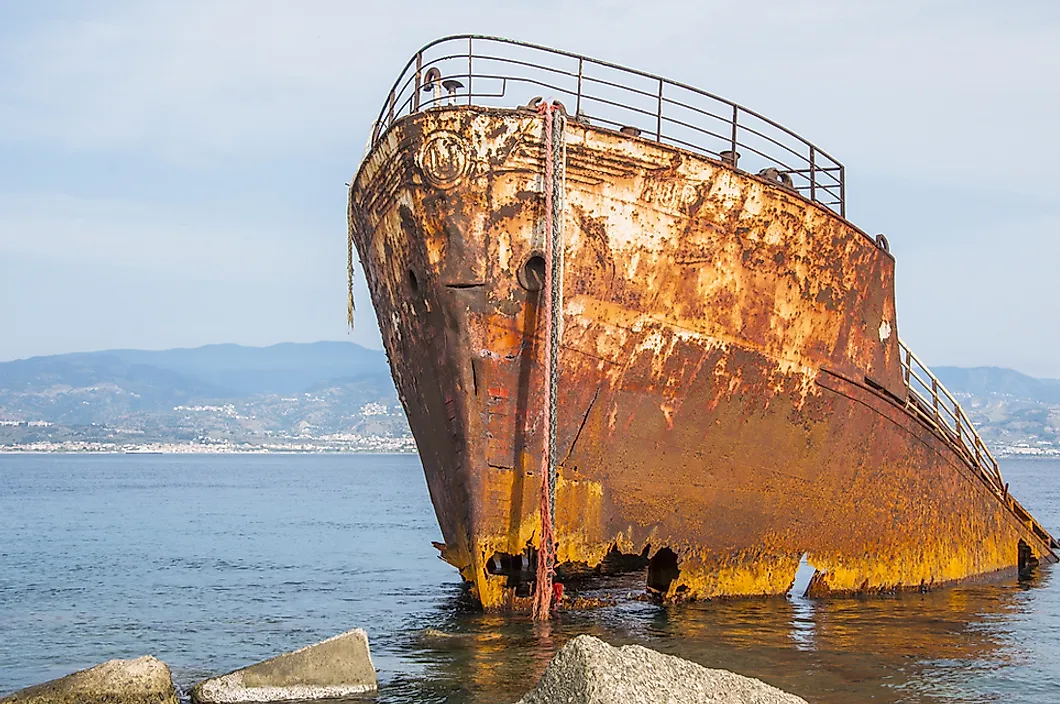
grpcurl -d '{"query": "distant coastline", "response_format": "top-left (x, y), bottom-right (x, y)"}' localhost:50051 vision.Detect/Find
top-left (992, 444), bottom-right (1060, 459)
top-left (2, 342), bottom-right (1057, 459)
top-left (1, 440), bottom-right (1055, 459)
top-left (0, 437), bottom-right (417, 455)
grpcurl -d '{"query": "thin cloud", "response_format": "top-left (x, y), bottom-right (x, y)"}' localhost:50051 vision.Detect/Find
top-left (0, 0), bottom-right (1057, 372)
top-left (2, 1), bottom-right (1057, 193)
top-left (0, 194), bottom-right (321, 282)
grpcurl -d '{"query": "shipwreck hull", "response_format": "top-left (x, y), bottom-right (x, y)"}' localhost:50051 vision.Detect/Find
top-left (350, 105), bottom-right (1057, 608)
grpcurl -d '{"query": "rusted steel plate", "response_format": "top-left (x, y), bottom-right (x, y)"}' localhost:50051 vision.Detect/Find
top-left (349, 107), bottom-right (1056, 609)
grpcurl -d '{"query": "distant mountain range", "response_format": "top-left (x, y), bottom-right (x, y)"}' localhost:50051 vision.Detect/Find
top-left (932, 366), bottom-right (1060, 455)
top-left (934, 366), bottom-right (1060, 405)
top-left (0, 342), bottom-right (408, 450)
top-left (0, 343), bottom-right (1056, 454)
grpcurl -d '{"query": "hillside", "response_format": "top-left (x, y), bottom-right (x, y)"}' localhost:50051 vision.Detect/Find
top-left (0, 342), bottom-right (410, 452)
top-left (934, 366), bottom-right (1060, 405)
top-left (933, 366), bottom-right (1060, 456)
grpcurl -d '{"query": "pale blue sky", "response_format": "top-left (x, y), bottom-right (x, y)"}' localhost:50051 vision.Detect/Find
top-left (2, 1), bottom-right (1058, 376)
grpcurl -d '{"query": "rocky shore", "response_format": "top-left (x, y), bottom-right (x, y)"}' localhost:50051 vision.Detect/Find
top-left (1, 631), bottom-right (804, 704)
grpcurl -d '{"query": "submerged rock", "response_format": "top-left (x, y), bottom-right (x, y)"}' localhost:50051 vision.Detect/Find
top-left (516, 635), bottom-right (806, 704)
top-left (191, 628), bottom-right (377, 703)
top-left (419, 628), bottom-right (503, 648)
top-left (0, 655), bottom-right (178, 704)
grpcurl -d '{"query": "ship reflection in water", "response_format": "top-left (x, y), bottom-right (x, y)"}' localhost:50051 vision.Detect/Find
top-left (394, 568), bottom-right (1056, 703)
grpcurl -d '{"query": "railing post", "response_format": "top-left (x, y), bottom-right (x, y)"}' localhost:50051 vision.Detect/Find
top-left (955, 412), bottom-right (962, 444)
top-left (809, 146), bottom-right (817, 204)
top-left (387, 89), bottom-right (396, 125)
top-left (931, 377), bottom-right (939, 417)
top-left (730, 104), bottom-right (738, 158)
top-left (656, 78), bottom-right (663, 142)
top-left (413, 52), bottom-right (423, 113)
top-left (468, 37), bottom-right (473, 106)
top-left (839, 165), bottom-right (846, 218)
top-left (576, 58), bottom-right (584, 117)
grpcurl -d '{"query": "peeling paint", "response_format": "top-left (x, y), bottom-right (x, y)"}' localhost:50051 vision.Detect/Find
top-left (350, 106), bottom-right (1056, 610)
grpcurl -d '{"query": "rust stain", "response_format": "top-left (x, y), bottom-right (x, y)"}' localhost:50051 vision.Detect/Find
top-left (349, 106), bottom-right (1057, 610)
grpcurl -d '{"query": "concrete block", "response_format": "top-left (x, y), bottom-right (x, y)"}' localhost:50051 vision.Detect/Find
top-left (191, 628), bottom-right (377, 703)
top-left (0, 655), bottom-right (178, 704)
top-left (516, 635), bottom-right (806, 704)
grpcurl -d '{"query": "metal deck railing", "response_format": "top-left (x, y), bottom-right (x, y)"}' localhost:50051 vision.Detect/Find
top-left (899, 339), bottom-right (1059, 551)
top-left (369, 35), bottom-right (846, 217)
top-left (898, 339), bottom-right (1004, 491)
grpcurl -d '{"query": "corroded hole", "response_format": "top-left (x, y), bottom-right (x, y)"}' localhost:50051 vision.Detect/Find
top-left (518, 254), bottom-right (546, 292)
top-left (408, 269), bottom-right (420, 292)
top-left (1018, 539), bottom-right (1039, 576)
top-left (647, 547), bottom-right (680, 594)
top-left (788, 553), bottom-right (817, 598)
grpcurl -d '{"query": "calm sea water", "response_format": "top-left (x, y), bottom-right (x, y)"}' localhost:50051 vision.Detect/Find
top-left (1, 454), bottom-right (1058, 703)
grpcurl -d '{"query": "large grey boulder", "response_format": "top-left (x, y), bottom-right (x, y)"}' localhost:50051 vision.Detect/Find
top-left (191, 628), bottom-right (377, 703)
top-left (516, 635), bottom-right (806, 704)
top-left (0, 655), bottom-right (178, 704)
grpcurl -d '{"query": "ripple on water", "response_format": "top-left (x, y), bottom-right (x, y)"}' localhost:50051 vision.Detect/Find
top-left (0, 454), bottom-right (1057, 704)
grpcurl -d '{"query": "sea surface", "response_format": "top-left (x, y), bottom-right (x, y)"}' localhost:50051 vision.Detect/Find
top-left (1, 454), bottom-right (1058, 703)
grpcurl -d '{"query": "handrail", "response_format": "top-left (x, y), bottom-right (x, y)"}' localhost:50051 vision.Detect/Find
top-left (896, 340), bottom-right (1059, 553)
top-left (369, 35), bottom-right (847, 217)
top-left (897, 339), bottom-right (1005, 492)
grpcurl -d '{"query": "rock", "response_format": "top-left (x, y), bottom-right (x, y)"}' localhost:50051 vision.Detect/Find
top-left (0, 655), bottom-right (178, 704)
top-left (515, 635), bottom-right (806, 704)
top-left (419, 628), bottom-right (502, 648)
top-left (191, 628), bottom-right (377, 703)
top-left (421, 627), bottom-right (456, 641)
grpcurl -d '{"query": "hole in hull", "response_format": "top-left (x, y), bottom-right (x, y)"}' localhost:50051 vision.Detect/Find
top-left (646, 547), bottom-right (680, 595)
top-left (788, 553), bottom-right (817, 599)
top-left (1018, 539), bottom-right (1039, 577)
top-left (487, 544), bottom-right (654, 601)
top-left (555, 544), bottom-right (651, 582)
top-left (598, 544), bottom-right (650, 574)
top-left (486, 551), bottom-right (533, 580)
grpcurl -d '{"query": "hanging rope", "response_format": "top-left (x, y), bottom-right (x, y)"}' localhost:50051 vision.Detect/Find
top-left (347, 123), bottom-right (378, 332)
top-left (532, 100), bottom-right (567, 621)
top-left (347, 219), bottom-right (356, 330)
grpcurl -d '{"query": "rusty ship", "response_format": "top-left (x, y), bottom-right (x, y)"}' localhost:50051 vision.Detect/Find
top-left (348, 36), bottom-right (1058, 609)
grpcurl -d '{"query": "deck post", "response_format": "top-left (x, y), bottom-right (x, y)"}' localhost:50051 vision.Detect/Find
top-left (730, 104), bottom-right (738, 158)
top-left (576, 58), bottom-right (584, 117)
top-left (656, 78), bottom-right (663, 142)
top-left (809, 147), bottom-right (816, 204)
top-left (413, 52), bottom-right (422, 113)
